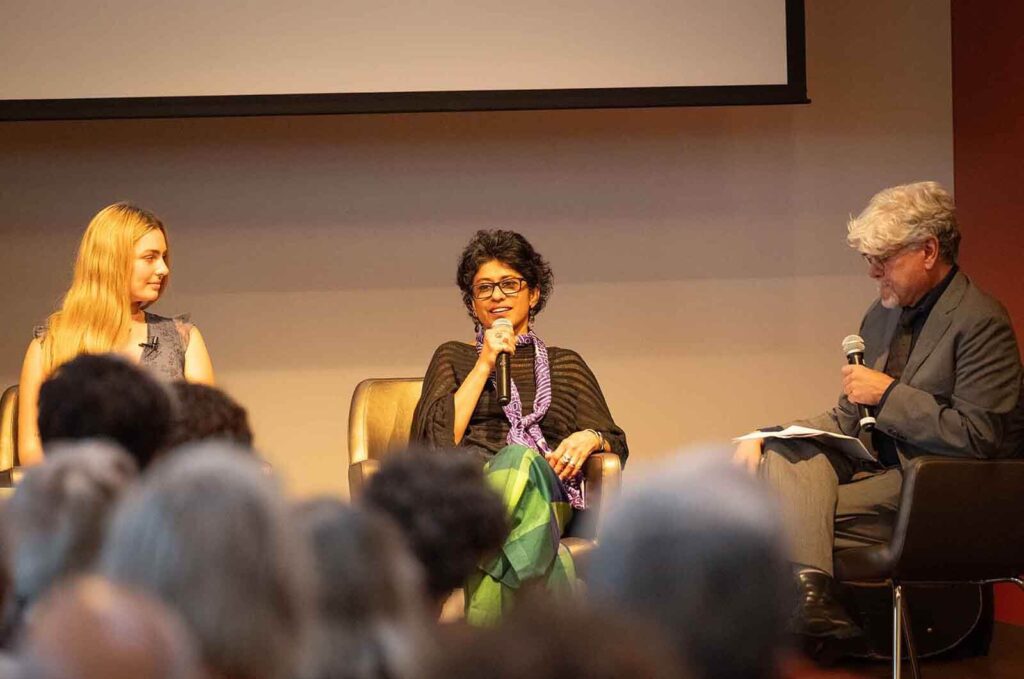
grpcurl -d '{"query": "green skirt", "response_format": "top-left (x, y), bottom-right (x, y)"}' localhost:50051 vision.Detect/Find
top-left (464, 444), bottom-right (578, 626)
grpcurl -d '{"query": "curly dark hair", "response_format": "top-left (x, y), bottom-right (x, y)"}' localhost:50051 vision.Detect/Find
top-left (167, 382), bottom-right (254, 450)
top-left (361, 448), bottom-right (508, 604)
top-left (455, 230), bottom-right (554, 325)
top-left (38, 354), bottom-right (172, 470)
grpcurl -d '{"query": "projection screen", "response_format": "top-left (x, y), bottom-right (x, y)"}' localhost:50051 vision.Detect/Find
top-left (0, 0), bottom-right (806, 120)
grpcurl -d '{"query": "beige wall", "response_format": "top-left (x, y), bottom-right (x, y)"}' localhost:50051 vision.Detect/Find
top-left (0, 1), bottom-right (952, 497)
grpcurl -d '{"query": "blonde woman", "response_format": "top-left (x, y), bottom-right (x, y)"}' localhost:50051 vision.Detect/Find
top-left (17, 203), bottom-right (215, 465)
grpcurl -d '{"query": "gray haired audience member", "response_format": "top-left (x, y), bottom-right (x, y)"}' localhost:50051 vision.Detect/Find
top-left (590, 450), bottom-right (792, 679)
top-left (100, 444), bottom-right (314, 679)
top-left (294, 499), bottom-right (429, 679)
top-left (18, 576), bottom-right (199, 679)
top-left (3, 441), bottom-right (136, 639)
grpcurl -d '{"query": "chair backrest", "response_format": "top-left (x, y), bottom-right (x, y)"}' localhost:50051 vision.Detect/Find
top-left (348, 378), bottom-right (424, 466)
top-left (891, 457), bottom-right (1024, 581)
top-left (0, 385), bottom-right (19, 478)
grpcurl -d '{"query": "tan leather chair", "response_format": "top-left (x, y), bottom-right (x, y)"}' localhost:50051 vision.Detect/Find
top-left (0, 385), bottom-right (20, 489)
top-left (347, 377), bottom-right (622, 575)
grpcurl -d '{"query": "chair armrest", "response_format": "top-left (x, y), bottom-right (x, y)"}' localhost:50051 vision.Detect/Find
top-left (348, 458), bottom-right (381, 500)
top-left (0, 385), bottom-right (19, 481)
top-left (576, 452), bottom-right (622, 538)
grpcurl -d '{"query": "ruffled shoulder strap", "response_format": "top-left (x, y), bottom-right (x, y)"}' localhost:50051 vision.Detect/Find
top-left (172, 313), bottom-right (194, 351)
top-left (144, 311), bottom-right (192, 351)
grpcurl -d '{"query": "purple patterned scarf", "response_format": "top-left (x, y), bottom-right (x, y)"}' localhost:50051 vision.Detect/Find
top-left (476, 328), bottom-right (584, 509)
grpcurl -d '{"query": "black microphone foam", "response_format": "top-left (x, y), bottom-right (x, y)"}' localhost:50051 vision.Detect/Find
top-left (494, 319), bottom-right (513, 406)
top-left (842, 334), bottom-right (876, 432)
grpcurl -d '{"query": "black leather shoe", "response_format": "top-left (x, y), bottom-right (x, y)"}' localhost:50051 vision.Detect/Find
top-left (793, 570), bottom-right (864, 640)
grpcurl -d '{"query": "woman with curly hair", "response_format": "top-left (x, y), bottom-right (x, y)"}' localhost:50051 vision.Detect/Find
top-left (17, 203), bottom-right (215, 465)
top-left (411, 229), bottom-right (628, 625)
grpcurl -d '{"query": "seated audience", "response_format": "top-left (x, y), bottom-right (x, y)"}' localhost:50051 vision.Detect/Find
top-left (411, 229), bottom-right (627, 625)
top-left (361, 448), bottom-right (508, 618)
top-left (167, 382), bottom-right (253, 449)
top-left (2, 441), bottom-right (136, 642)
top-left (17, 576), bottom-right (199, 679)
top-left (37, 354), bottom-right (173, 469)
top-left (589, 450), bottom-right (792, 679)
top-left (18, 202), bottom-right (214, 466)
top-left (294, 499), bottom-right (429, 679)
top-left (100, 444), bottom-right (313, 679)
top-left (427, 597), bottom-right (686, 679)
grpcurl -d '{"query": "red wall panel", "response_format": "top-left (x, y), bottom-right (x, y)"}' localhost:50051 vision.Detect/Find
top-left (951, 0), bottom-right (1024, 625)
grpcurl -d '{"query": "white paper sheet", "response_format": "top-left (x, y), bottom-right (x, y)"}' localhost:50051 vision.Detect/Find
top-left (734, 426), bottom-right (875, 462)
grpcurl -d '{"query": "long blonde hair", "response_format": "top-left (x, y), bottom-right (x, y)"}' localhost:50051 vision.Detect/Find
top-left (43, 203), bottom-right (169, 373)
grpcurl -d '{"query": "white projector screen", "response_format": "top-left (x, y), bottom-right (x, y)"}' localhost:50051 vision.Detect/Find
top-left (0, 0), bottom-right (806, 120)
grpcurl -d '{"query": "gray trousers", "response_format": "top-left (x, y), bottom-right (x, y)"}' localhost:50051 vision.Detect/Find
top-left (760, 438), bottom-right (903, 576)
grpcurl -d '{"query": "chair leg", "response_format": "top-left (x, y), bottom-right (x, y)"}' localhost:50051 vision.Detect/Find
top-left (892, 583), bottom-right (903, 679)
top-left (899, 589), bottom-right (922, 679)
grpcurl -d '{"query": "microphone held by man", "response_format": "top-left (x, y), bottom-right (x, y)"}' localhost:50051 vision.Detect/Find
top-left (842, 334), bottom-right (876, 432)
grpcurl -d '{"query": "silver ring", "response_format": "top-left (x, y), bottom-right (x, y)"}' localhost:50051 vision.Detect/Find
top-left (560, 455), bottom-right (572, 463)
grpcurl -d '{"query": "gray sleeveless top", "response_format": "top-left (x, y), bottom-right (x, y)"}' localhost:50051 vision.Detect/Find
top-left (34, 312), bottom-right (192, 382)
top-left (141, 312), bottom-right (192, 381)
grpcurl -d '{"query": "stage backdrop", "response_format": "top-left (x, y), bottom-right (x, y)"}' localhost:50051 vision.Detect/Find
top-left (0, 1), bottom-right (954, 500)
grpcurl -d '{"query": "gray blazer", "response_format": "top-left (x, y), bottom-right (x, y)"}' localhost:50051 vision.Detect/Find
top-left (799, 271), bottom-right (1024, 460)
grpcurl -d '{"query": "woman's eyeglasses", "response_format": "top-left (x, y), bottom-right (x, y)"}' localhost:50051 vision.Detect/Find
top-left (472, 277), bottom-right (527, 300)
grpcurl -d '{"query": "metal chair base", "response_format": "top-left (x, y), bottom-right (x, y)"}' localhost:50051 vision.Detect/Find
top-left (890, 577), bottom-right (1024, 679)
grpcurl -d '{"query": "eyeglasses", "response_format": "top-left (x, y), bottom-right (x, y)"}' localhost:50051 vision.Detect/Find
top-left (472, 277), bottom-right (528, 300)
top-left (861, 244), bottom-right (918, 269)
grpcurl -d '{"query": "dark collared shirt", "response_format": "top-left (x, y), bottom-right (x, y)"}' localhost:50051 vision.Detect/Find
top-left (873, 265), bottom-right (959, 465)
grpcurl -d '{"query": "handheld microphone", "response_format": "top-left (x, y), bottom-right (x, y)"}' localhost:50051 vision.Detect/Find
top-left (139, 336), bottom-right (160, 351)
top-left (842, 334), bottom-right (876, 432)
top-left (493, 318), bottom-right (513, 406)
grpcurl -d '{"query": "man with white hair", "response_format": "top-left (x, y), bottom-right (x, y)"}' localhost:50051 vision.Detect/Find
top-left (734, 181), bottom-right (1024, 653)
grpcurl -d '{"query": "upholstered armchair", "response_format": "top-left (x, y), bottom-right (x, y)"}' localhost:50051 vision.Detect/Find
top-left (346, 377), bottom-right (622, 575)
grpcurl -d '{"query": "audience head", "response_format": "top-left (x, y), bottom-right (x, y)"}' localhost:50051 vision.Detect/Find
top-left (590, 450), bottom-right (792, 679)
top-left (100, 443), bottom-right (313, 679)
top-left (294, 499), bottom-right (428, 679)
top-left (167, 382), bottom-right (253, 449)
top-left (18, 576), bottom-right (199, 679)
top-left (45, 202), bottom-right (169, 371)
top-left (456, 229), bottom-right (553, 332)
top-left (362, 448), bottom-right (508, 610)
top-left (4, 441), bottom-right (137, 625)
top-left (37, 353), bottom-right (172, 469)
top-left (428, 597), bottom-right (686, 679)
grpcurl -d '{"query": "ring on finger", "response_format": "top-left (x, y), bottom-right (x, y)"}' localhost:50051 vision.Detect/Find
top-left (560, 454), bottom-right (572, 463)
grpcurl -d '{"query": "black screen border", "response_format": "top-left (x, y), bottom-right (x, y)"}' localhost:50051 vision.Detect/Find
top-left (0, 0), bottom-right (807, 121)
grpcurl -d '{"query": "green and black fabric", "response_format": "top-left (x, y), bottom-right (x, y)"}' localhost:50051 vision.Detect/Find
top-left (464, 445), bottom-right (577, 626)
